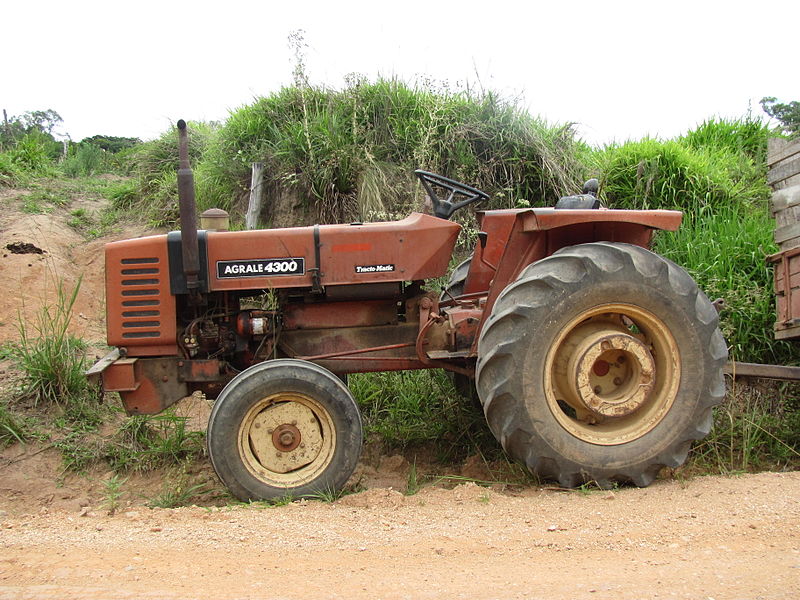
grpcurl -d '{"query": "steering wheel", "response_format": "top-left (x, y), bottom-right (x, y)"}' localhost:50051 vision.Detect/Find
top-left (414, 170), bottom-right (489, 219)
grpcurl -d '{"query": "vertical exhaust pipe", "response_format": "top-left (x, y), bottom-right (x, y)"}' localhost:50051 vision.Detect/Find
top-left (177, 119), bottom-right (200, 293)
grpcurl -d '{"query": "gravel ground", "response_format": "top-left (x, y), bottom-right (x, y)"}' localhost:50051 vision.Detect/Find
top-left (1, 471), bottom-right (798, 599)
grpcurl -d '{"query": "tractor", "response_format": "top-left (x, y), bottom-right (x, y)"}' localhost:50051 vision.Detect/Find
top-left (89, 121), bottom-right (727, 500)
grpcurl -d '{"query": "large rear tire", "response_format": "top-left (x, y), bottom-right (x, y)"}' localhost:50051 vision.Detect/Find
top-left (208, 359), bottom-right (363, 501)
top-left (441, 256), bottom-right (472, 300)
top-left (476, 242), bottom-right (727, 488)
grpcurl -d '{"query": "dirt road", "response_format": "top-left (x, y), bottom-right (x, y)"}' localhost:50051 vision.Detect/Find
top-left (1, 471), bottom-right (798, 600)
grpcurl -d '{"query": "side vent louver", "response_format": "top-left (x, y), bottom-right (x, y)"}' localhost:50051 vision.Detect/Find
top-left (118, 257), bottom-right (162, 339)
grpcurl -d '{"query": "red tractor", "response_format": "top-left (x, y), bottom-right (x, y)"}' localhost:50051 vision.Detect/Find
top-left (90, 121), bottom-right (726, 500)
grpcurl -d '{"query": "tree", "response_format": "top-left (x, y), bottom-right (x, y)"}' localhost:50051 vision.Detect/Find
top-left (1, 108), bottom-right (63, 149)
top-left (80, 134), bottom-right (141, 153)
top-left (761, 97), bottom-right (800, 139)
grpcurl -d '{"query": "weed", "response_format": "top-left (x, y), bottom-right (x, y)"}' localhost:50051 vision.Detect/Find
top-left (6, 276), bottom-right (98, 420)
top-left (307, 485), bottom-right (349, 503)
top-left (101, 474), bottom-right (127, 515)
top-left (405, 462), bottom-right (421, 496)
top-left (690, 380), bottom-right (800, 474)
top-left (105, 410), bottom-right (206, 472)
top-left (68, 208), bottom-right (93, 230)
top-left (148, 469), bottom-right (210, 508)
top-left (62, 143), bottom-right (107, 177)
top-left (0, 401), bottom-right (28, 446)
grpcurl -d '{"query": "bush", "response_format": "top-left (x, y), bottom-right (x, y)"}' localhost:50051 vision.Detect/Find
top-left (62, 143), bottom-right (108, 177)
top-left (596, 137), bottom-right (769, 212)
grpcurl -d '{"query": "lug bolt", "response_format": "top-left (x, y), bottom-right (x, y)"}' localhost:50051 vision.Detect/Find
top-left (593, 386), bottom-right (603, 395)
top-left (267, 428), bottom-right (274, 434)
top-left (613, 377), bottom-right (623, 386)
top-left (254, 422), bottom-right (261, 429)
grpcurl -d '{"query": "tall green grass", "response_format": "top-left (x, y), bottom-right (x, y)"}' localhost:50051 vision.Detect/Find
top-left (655, 205), bottom-right (791, 364)
top-left (349, 369), bottom-right (494, 460)
top-left (6, 278), bottom-right (96, 419)
top-left (125, 121), bottom-right (216, 226)
top-left (0, 131), bottom-right (58, 186)
top-left (62, 143), bottom-right (108, 177)
top-left (136, 79), bottom-right (587, 227)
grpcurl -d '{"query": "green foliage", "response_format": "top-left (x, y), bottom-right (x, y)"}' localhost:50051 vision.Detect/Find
top-left (9, 132), bottom-right (58, 174)
top-left (104, 179), bottom-right (138, 208)
top-left (0, 151), bottom-right (27, 186)
top-left (761, 96), bottom-right (800, 139)
top-left (103, 411), bottom-right (206, 472)
top-left (126, 121), bottom-right (216, 226)
top-left (191, 78), bottom-right (585, 225)
top-left (148, 478), bottom-right (210, 508)
top-left (655, 204), bottom-right (791, 364)
top-left (596, 136), bottom-right (768, 213)
top-left (0, 400), bottom-right (29, 447)
top-left (350, 369), bottom-right (494, 459)
top-left (1, 109), bottom-right (63, 149)
top-left (101, 474), bottom-right (128, 515)
top-left (57, 408), bottom-right (206, 473)
top-left (6, 278), bottom-right (97, 419)
top-left (691, 382), bottom-right (800, 473)
top-left (681, 116), bottom-right (769, 163)
top-left (67, 208), bottom-right (92, 230)
top-left (62, 143), bottom-right (107, 177)
top-left (79, 135), bottom-right (141, 153)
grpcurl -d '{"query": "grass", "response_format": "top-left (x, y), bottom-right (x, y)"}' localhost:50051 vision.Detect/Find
top-left (101, 474), bottom-right (127, 515)
top-left (0, 400), bottom-right (29, 446)
top-left (349, 369), bottom-right (496, 461)
top-left (689, 381), bottom-right (800, 474)
top-left (148, 468), bottom-right (212, 508)
top-left (6, 277), bottom-right (97, 418)
top-left (655, 204), bottom-right (791, 365)
top-left (128, 79), bottom-right (585, 227)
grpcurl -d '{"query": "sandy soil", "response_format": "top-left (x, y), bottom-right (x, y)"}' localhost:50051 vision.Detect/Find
top-left (1, 182), bottom-right (799, 599)
top-left (1, 472), bottom-right (798, 600)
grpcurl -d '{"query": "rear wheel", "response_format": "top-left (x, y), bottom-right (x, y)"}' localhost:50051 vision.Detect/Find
top-left (208, 359), bottom-right (362, 501)
top-left (441, 256), bottom-right (472, 299)
top-left (476, 242), bottom-right (727, 487)
top-left (441, 256), bottom-right (479, 400)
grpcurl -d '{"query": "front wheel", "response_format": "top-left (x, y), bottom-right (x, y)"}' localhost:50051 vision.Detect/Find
top-left (476, 242), bottom-right (727, 488)
top-left (208, 359), bottom-right (363, 501)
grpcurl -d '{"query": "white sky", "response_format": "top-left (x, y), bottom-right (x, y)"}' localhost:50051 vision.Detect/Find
top-left (2, 0), bottom-right (799, 146)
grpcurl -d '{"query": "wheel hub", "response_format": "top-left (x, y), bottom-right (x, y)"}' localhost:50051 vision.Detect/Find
top-left (273, 423), bottom-right (302, 452)
top-left (566, 328), bottom-right (655, 419)
top-left (248, 401), bottom-right (323, 474)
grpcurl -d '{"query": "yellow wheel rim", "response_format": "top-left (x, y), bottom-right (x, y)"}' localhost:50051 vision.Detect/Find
top-left (543, 303), bottom-right (680, 445)
top-left (238, 392), bottom-right (336, 487)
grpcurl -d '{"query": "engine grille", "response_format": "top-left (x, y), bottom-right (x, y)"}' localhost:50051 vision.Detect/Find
top-left (106, 239), bottom-right (176, 352)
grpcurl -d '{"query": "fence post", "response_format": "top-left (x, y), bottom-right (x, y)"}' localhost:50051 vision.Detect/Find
top-left (245, 162), bottom-right (265, 229)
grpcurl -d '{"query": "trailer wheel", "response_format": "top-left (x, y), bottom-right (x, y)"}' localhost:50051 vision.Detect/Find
top-left (208, 359), bottom-right (362, 501)
top-left (476, 242), bottom-right (727, 488)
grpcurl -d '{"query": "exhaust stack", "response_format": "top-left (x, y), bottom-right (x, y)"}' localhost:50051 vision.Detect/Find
top-left (176, 119), bottom-right (200, 293)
